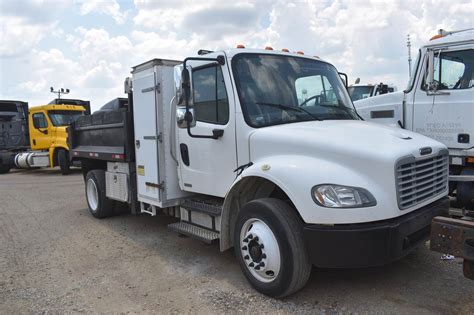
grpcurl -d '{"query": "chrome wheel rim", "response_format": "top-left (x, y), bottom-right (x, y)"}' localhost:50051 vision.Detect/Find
top-left (240, 218), bottom-right (281, 283)
top-left (86, 179), bottom-right (99, 211)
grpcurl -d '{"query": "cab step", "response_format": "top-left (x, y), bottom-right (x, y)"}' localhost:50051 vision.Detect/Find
top-left (168, 222), bottom-right (219, 244)
top-left (181, 199), bottom-right (222, 217)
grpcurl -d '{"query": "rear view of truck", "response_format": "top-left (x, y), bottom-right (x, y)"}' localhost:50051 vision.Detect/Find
top-left (0, 100), bottom-right (29, 173)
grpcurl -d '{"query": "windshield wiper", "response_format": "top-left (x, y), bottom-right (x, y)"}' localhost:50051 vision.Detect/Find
top-left (256, 102), bottom-right (321, 121)
top-left (319, 102), bottom-right (361, 119)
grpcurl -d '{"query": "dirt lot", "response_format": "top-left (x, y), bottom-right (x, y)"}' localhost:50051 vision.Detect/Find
top-left (0, 168), bottom-right (473, 314)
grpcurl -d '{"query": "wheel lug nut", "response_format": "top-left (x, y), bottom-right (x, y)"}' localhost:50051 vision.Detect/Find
top-left (255, 266), bottom-right (260, 270)
top-left (243, 238), bottom-right (249, 243)
top-left (254, 236), bottom-right (259, 241)
top-left (262, 254), bottom-right (267, 259)
top-left (249, 262), bottom-right (254, 267)
top-left (260, 244), bottom-right (264, 249)
top-left (244, 255), bottom-right (249, 260)
top-left (259, 262), bottom-right (265, 267)
top-left (248, 234), bottom-right (253, 239)
top-left (242, 246), bottom-right (247, 250)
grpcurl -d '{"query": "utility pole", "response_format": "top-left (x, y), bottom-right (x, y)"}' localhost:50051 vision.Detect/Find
top-left (407, 34), bottom-right (412, 77)
top-left (50, 87), bottom-right (70, 99)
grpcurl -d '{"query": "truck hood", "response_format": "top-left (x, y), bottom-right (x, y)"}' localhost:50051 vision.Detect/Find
top-left (353, 90), bottom-right (405, 111)
top-left (248, 120), bottom-right (446, 167)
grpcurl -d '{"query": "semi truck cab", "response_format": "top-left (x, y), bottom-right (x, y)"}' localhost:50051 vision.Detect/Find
top-left (71, 48), bottom-right (450, 297)
top-left (14, 100), bottom-right (88, 174)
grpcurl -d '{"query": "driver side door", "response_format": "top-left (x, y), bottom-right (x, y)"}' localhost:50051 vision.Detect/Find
top-left (176, 62), bottom-right (238, 197)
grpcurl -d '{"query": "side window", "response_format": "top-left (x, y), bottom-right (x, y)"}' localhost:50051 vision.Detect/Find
top-left (193, 66), bottom-right (229, 124)
top-left (32, 113), bottom-right (47, 129)
top-left (430, 49), bottom-right (473, 90)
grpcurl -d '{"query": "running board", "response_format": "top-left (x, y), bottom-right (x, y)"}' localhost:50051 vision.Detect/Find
top-left (168, 222), bottom-right (219, 244)
top-left (181, 199), bottom-right (222, 217)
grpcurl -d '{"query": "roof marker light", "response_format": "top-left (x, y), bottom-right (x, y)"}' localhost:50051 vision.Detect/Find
top-left (265, 46), bottom-right (273, 50)
top-left (236, 44), bottom-right (245, 48)
top-left (296, 51), bottom-right (304, 55)
top-left (281, 48), bottom-right (289, 52)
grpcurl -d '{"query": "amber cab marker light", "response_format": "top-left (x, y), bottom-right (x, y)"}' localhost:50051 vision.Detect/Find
top-left (236, 44), bottom-right (245, 48)
top-left (430, 34), bottom-right (444, 41)
top-left (281, 48), bottom-right (289, 52)
top-left (296, 51), bottom-right (304, 55)
top-left (265, 46), bottom-right (273, 50)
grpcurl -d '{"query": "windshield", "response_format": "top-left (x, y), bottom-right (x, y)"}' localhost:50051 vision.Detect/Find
top-left (347, 86), bottom-right (374, 101)
top-left (232, 54), bottom-right (358, 128)
top-left (48, 110), bottom-right (83, 126)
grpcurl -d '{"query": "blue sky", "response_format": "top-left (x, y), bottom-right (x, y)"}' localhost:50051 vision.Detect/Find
top-left (1, 0), bottom-right (473, 110)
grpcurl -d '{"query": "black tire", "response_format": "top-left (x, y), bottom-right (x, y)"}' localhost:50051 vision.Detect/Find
top-left (233, 198), bottom-right (311, 298)
top-left (58, 149), bottom-right (71, 175)
top-left (458, 168), bottom-right (474, 210)
top-left (0, 164), bottom-right (11, 174)
top-left (85, 170), bottom-right (115, 218)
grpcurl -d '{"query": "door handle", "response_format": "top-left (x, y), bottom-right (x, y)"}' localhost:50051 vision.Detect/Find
top-left (212, 129), bottom-right (224, 139)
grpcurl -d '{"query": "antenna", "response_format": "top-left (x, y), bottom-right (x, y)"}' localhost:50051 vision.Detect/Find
top-left (50, 87), bottom-right (70, 99)
top-left (407, 34), bottom-right (412, 77)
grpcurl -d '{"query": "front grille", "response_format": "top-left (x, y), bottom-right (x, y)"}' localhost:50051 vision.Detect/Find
top-left (396, 151), bottom-right (448, 210)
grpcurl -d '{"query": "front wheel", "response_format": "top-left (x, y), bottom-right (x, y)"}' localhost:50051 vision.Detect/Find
top-left (234, 198), bottom-right (311, 298)
top-left (58, 149), bottom-right (71, 175)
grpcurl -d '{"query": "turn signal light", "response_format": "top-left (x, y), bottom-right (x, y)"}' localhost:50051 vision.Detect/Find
top-left (467, 157), bottom-right (474, 163)
top-left (236, 44), bottom-right (245, 48)
top-left (265, 46), bottom-right (273, 50)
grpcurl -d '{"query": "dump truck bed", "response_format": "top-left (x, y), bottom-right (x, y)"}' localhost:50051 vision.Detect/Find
top-left (69, 108), bottom-right (134, 162)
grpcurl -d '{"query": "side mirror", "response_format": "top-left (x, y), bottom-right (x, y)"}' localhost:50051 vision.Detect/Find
top-left (338, 72), bottom-right (348, 88)
top-left (181, 67), bottom-right (192, 107)
top-left (426, 50), bottom-right (438, 92)
top-left (177, 107), bottom-right (196, 129)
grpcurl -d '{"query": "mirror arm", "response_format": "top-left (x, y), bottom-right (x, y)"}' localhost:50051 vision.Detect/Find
top-left (182, 55), bottom-right (226, 140)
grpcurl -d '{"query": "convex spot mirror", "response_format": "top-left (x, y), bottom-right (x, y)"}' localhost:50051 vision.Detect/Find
top-left (177, 107), bottom-right (196, 129)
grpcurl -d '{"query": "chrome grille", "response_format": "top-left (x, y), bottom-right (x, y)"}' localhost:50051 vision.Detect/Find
top-left (396, 151), bottom-right (448, 210)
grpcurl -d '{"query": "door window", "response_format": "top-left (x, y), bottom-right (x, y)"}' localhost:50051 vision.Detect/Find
top-left (32, 113), bottom-right (48, 129)
top-left (192, 66), bottom-right (229, 124)
top-left (432, 49), bottom-right (474, 90)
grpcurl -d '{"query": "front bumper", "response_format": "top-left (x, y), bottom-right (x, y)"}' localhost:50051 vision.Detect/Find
top-left (303, 197), bottom-right (450, 268)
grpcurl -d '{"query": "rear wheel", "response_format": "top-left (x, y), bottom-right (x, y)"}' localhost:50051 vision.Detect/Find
top-left (85, 170), bottom-right (115, 218)
top-left (58, 149), bottom-right (71, 175)
top-left (0, 164), bottom-right (11, 174)
top-left (234, 198), bottom-right (311, 298)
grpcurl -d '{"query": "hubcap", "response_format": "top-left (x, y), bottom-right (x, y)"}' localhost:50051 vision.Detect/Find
top-left (240, 218), bottom-right (281, 283)
top-left (86, 179), bottom-right (99, 211)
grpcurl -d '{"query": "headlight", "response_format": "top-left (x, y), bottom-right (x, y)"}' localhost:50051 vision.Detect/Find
top-left (311, 184), bottom-right (377, 208)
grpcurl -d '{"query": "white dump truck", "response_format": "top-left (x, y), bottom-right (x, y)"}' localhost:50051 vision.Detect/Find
top-left (69, 48), bottom-right (449, 297)
top-left (354, 29), bottom-right (474, 211)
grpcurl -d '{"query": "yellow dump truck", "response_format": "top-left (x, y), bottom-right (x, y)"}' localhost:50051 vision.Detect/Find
top-left (14, 99), bottom-right (89, 174)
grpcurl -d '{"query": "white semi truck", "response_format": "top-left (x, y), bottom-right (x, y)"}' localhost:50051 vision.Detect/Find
top-left (69, 48), bottom-right (449, 297)
top-left (355, 29), bottom-right (474, 211)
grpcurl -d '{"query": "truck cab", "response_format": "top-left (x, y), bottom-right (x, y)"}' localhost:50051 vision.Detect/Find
top-left (14, 99), bottom-right (88, 174)
top-left (71, 48), bottom-right (450, 297)
top-left (348, 82), bottom-right (397, 101)
top-left (0, 100), bottom-right (29, 173)
top-left (354, 29), bottom-right (474, 210)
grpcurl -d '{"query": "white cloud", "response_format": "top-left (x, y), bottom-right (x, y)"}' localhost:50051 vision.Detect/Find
top-left (1, 0), bottom-right (473, 110)
top-left (77, 0), bottom-right (128, 24)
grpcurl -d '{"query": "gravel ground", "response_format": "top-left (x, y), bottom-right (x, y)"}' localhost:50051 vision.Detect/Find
top-left (0, 168), bottom-right (473, 314)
